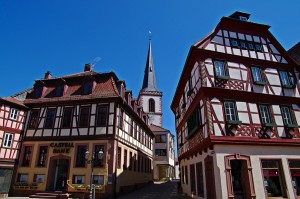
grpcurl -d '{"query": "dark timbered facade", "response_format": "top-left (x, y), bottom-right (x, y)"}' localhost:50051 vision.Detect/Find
top-left (171, 12), bottom-right (300, 199)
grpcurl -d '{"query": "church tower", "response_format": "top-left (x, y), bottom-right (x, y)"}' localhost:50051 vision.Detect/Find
top-left (138, 37), bottom-right (163, 127)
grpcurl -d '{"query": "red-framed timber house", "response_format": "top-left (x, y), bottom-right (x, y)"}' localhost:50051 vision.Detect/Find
top-left (10, 64), bottom-right (154, 198)
top-left (171, 12), bottom-right (300, 199)
top-left (0, 93), bottom-right (28, 197)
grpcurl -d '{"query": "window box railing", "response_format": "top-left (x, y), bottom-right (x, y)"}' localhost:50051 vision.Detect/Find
top-left (284, 123), bottom-right (298, 128)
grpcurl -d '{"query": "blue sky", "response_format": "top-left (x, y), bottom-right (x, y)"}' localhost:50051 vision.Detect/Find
top-left (0, 1), bottom-right (299, 142)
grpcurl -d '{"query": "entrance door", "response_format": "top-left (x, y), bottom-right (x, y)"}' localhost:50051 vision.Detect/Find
top-left (47, 158), bottom-right (69, 191)
top-left (230, 160), bottom-right (251, 199)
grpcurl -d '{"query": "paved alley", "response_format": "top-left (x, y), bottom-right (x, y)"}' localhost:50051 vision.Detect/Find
top-left (117, 180), bottom-right (190, 199)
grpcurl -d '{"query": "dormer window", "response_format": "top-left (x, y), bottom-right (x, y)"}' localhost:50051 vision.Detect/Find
top-left (56, 85), bottom-right (64, 97)
top-left (239, 16), bottom-right (248, 21)
top-left (83, 82), bottom-right (93, 95)
top-left (230, 40), bottom-right (239, 48)
top-left (35, 87), bottom-right (43, 98)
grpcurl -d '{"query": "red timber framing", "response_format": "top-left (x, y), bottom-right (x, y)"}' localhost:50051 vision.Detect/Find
top-left (225, 154), bottom-right (256, 199)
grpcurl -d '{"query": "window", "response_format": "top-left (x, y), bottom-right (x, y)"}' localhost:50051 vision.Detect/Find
top-left (185, 166), bottom-right (189, 184)
top-left (255, 43), bottom-right (263, 52)
top-left (28, 110), bottom-right (39, 129)
top-left (93, 175), bottom-right (104, 185)
top-left (248, 43), bottom-right (254, 50)
top-left (83, 82), bottom-right (93, 95)
top-left (281, 106), bottom-right (297, 127)
top-left (230, 40), bottom-right (239, 48)
top-left (37, 146), bottom-right (48, 167)
top-left (224, 101), bottom-right (240, 124)
top-left (190, 164), bottom-right (196, 194)
top-left (133, 154), bottom-right (137, 171)
top-left (240, 41), bottom-right (247, 49)
top-left (96, 105), bottom-right (108, 127)
top-left (75, 145), bottom-right (87, 167)
top-left (259, 105), bottom-right (274, 126)
top-left (17, 174), bottom-right (28, 182)
top-left (44, 109), bottom-right (56, 128)
top-left (181, 166), bottom-right (185, 184)
top-left (187, 105), bottom-right (201, 137)
top-left (61, 108), bottom-right (73, 128)
top-left (251, 67), bottom-right (265, 84)
top-left (261, 160), bottom-right (286, 197)
top-left (129, 152), bottom-right (133, 170)
top-left (214, 60), bottom-right (229, 78)
top-left (73, 175), bottom-right (85, 184)
top-left (155, 149), bottom-right (167, 156)
top-left (21, 146), bottom-right (32, 167)
top-left (35, 87), bottom-right (43, 98)
top-left (79, 107), bottom-right (90, 127)
top-left (196, 162), bottom-right (204, 197)
top-left (188, 77), bottom-right (193, 96)
top-left (118, 109), bottom-right (124, 128)
top-left (182, 91), bottom-right (187, 108)
top-left (155, 134), bottom-right (167, 143)
top-left (239, 16), bottom-right (248, 21)
top-left (149, 99), bottom-right (155, 113)
top-left (34, 174), bottom-right (45, 183)
top-left (94, 145), bottom-right (105, 167)
top-left (279, 71), bottom-right (295, 88)
top-left (9, 108), bottom-right (19, 120)
top-left (117, 147), bottom-right (121, 169)
top-left (3, 133), bottom-right (13, 148)
top-left (123, 149), bottom-right (127, 170)
top-left (56, 85), bottom-right (64, 97)
top-left (288, 160), bottom-right (300, 196)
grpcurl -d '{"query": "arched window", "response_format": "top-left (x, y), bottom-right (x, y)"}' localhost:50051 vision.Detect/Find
top-left (149, 99), bottom-right (155, 113)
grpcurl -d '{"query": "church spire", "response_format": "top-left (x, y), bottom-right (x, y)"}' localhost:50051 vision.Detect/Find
top-left (141, 34), bottom-right (158, 91)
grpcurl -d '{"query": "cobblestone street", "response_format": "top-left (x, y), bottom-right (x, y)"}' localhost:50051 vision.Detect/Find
top-left (117, 180), bottom-right (190, 199)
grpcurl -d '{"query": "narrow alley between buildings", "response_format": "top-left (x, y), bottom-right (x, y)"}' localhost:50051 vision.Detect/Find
top-left (117, 180), bottom-right (190, 199)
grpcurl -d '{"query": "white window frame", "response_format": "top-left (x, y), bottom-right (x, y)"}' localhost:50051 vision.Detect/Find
top-left (259, 105), bottom-right (273, 124)
top-left (74, 175), bottom-right (85, 184)
top-left (281, 106), bottom-right (294, 125)
top-left (214, 60), bottom-right (228, 77)
top-left (3, 132), bottom-right (13, 148)
top-left (224, 101), bottom-right (239, 122)
top-left (9, 108), bottom-right (19, 120)
top-left (251, 67), bottom-right (264, 83)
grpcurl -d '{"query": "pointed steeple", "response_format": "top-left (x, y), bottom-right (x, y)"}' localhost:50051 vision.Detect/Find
top-left (142, 36), bottom-right (158, 91)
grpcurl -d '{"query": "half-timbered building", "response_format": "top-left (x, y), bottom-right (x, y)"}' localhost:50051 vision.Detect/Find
top-left (11, 65), bottom-right (154, 198)
top-left (0, 95), bottom-right (28, 197)
top-left (171, 12), bottom-right (300, 199)
top-left (139, 39), bottom-right (175, 181)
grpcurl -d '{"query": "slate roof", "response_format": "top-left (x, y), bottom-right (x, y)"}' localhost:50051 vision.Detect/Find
top-left (141, 40), bottom-right (158, 92)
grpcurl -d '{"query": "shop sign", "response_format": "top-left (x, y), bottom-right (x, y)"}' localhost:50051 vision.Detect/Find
top-left (50, 142), bottom-right (74, 153)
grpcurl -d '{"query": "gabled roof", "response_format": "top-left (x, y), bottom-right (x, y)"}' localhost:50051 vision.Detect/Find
top-left (288, 42), bottom-right (300, 65)
top-left (141, 40), bottom-right (158, 92)
top-left (24, 71), bottom-right (120, 104)
top-left (0, 97), bottom-right (28, 109)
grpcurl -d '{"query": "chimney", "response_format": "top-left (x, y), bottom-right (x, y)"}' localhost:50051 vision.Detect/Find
top-left (84, 63), bottom-right (94, 72)
top-left (44, 71), bottom-right (52, 79)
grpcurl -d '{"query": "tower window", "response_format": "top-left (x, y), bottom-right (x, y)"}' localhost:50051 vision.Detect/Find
top-left (149, 98), bottom-right (155, 113)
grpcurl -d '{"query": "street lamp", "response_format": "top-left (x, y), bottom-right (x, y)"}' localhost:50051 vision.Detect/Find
top-left (85, 149), bottom-right (104, 199)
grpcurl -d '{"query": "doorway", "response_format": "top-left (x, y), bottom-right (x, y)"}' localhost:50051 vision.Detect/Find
top-left (230, 160), bottom-right (248, 199)
top-left (47, 158), bottom-right (70, 191)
